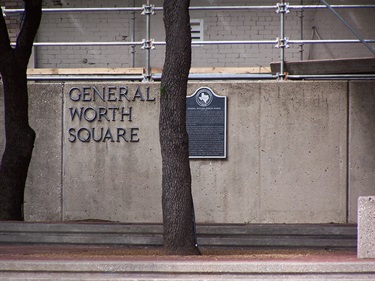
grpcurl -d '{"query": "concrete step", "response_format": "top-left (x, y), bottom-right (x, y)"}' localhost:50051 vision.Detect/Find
top-left (0, 223), bottom-right (372, 280)
top-left (0, 222), bottom-right (357, 248)
top-left (0, 258), bottom-right (374, 280)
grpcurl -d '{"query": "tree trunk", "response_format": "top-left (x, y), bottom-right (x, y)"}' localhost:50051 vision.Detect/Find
top-left (159, 0), bottom-right (200, 255)
top-left (0, 1), bottom-right (42, 220)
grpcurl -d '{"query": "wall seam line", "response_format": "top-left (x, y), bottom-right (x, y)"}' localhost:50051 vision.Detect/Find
top-left (61, 82), bottom-right (65, 221)
top-left (346, 80), bottom-right (350, 224)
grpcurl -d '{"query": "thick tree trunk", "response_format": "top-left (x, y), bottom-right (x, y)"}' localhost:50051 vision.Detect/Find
top-left (159, 0), bottom-right (200, 255)
top-left (0, 1), bottom-right (42, 220)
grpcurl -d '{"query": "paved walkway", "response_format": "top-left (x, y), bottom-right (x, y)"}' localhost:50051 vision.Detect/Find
top-left (0, 244), bottom-right (374, 280)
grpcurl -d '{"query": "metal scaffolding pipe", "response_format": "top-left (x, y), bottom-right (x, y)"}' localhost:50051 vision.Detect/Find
top-left (320, 0), bottom-right (375, 56)
top-left (153, 40), bottom-right (277, 46)
top-left (287, 74), bottom-right (375, 80)
top-left (13, 39), bottom-right (373, 48)
top-left (25, 73), bottom-right (375, 82)
top-left (3, 7), bottom-right (143, 14)
top-left (3, 4), bottom-right (375, 15)
top-left (188, 5), bottom-right (375, 11)
top-left (299, 0), bottom-right (304, 60)
top-left (131, 0), bottom-right (136, 68)
top-left (187, 6), bottom-right (277, 11)
top-left (289, 5), bottom-right (375, 10)
top-left (26, 74), bottom-right (276, 81)
top-left (189, 5), bottom-right (375, 10)
top-left (277, 0), bottom-right (288, 80)
top-left (290, 39), bottom-right (375, 44)
top-left (30, 42), bottom-right (144, 46)
top-left (143, 1), bottom-right (153, 81)
top-left (26, 75), bottom-right (145, 81)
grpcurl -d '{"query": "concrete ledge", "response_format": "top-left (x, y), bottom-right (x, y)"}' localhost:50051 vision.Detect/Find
top-left (1, 259), bottom-right (374, 273)
top-left (358, 196), bottom-right (375, 259)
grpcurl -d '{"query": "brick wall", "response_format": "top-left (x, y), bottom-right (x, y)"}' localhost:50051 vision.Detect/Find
top-left (35, 0), bottom-right (133, 68)
top-left (148, 0), bottom-right (305, 68)
top-left (2, 0), bottom-right (374, 69)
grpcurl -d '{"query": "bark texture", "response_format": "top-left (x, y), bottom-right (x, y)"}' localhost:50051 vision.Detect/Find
top-left (0, 1), bottom-right (42, 220)
top-left (159, 0), bottom-right (200, 255)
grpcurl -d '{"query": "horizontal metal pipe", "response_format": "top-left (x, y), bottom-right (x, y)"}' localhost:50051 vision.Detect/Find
top-left (4, 4), bottom-right (375, 14)
top-left (3, 7), bottom-right (143, 14)
top-left (153, 40), bottom-right (276, 46)
top-left (11, 39), bottom-right (375, 47)
top-left (188, 5), bottom-right (375, 11)
top-left (194, 40), bottom-right (276, 45)
top-left (189, 74), bottom-right (276, 80)
top-left (287, 74), bottom-right (375, 80)
top-left (24, 42), bottom-right (144, 47)
top-left (4, 6), bottom-right (276, 15)
top-left (26, 73), bottom-right (375, 82)
top-left (26, 74), bottom-right (276, 81)
top-left (288, 5), bottom-right (375, 10)
top-left (26, 75), bottom-right (145, 81)
top-left (163, 38), bottom-right (375, 45)
top-left (21, 39), bottom-right (374, 47)
top-left (187, 6), bottom-right (276, 11)
top-left (289, 39), bottom-right (375, 44)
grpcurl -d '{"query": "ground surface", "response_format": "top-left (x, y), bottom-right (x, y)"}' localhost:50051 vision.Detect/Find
top-left (0, 245), bottom-right (361, 262)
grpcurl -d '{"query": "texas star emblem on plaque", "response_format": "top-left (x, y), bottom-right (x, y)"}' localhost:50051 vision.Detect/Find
top-left (195, 88), bottom-right (214, 107)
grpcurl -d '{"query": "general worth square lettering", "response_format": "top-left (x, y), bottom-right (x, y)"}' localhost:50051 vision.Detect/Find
top-left (68, 85), bottom-right (155, 143)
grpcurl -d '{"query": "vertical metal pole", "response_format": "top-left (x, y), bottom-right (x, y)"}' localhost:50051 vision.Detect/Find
top-left (145, 0), bottom-right (152, 81)
top-left (277, 0), bottom-right (289, 80)
top-left (131, 0), bottom-right (136, 68)
top-left (299, 0), bottom-right (304, 61)
top-left (280, 1), bottom-right (285, 80)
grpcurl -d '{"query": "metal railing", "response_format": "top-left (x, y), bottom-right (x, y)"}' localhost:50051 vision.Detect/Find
top-left (3, 1), bottom-right (375, 81)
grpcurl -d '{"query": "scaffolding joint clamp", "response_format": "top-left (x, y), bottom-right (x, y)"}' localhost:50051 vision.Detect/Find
top-left (276, 72), bottom-right (288, 80)
top-left (141, 39), bottom-right (155, 50)
top-left (141, 4), bottom-right (155, 16)
top-left (142, 74), bottom-right (153, 82)
top-left (275, 37), bottom-right (290, 48)
top-left (276, 2), bottom-right (290, 14)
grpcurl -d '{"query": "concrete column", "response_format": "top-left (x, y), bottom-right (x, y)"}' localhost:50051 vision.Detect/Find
top-left (349, 81), bottom-right (375, 223)
top-left (358, 196), bottom-right (375, 259)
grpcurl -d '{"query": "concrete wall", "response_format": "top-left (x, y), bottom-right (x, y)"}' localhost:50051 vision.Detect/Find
top-left (3, 0), bottom-right (375, 69)
top-left (2, 81), bottom-right (373, 224)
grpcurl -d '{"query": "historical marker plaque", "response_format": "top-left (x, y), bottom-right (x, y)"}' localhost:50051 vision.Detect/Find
top-left (186, 87), bottom-right (227, 158)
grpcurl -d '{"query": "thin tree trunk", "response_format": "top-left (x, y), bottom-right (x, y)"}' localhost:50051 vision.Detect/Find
top-left (160, 0), bottom-right (200, 255)
top-left (0, 1), bottom-right (42, 220)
